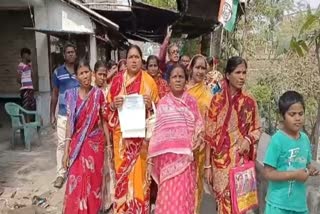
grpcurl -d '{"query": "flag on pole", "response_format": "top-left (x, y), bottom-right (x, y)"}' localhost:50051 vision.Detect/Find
top-left (218, 0), bottom-right (239, 32)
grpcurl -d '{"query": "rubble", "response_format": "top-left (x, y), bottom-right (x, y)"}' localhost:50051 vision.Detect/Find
top-left (0, 129), bottom-right (63, 213)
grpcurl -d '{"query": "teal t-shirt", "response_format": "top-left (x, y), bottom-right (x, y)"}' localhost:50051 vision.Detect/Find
top-left (263, 130), bottom-right (312, 212)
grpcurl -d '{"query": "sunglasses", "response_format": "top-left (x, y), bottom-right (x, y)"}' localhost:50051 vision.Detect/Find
top-left (170, 50), bottom-right (179, 54)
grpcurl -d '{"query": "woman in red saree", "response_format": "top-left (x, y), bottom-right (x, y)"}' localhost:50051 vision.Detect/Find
top-left (62, 59), bottom-right (110, 214)
top-left (148, 65), bottom-right (203, 214)
top-left (146, 55), bottom-right (170, 98)
top-left (106, 45), bottom-right (159, 213)
top-left (204, 56), bottom-right (262, 214)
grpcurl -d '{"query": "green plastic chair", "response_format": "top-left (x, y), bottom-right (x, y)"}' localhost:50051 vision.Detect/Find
top-left (4, 102), bottom-right (42, 151)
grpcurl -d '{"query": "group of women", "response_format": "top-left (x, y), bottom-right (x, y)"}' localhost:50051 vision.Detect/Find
top-left (62, 44), bottom-right (262, 214)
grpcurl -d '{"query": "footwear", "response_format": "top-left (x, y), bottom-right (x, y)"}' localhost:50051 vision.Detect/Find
top-left (53, 176), bottom-right (64, 188)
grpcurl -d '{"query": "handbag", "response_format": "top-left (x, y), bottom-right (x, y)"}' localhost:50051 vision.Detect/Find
top-left (229, 153), bottom-right (259, 214)
top-left (145, 102), bottom-right (156, 141)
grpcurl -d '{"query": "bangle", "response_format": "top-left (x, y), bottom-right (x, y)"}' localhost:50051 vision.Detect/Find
top-left (204, 165), bottom-right (212, 169)
top-left (244, 136), bottom-right (252, 145)
top-left (109, 102), bottom-right (116, 111)
top-left (64, 138), bottom-right (71, 142)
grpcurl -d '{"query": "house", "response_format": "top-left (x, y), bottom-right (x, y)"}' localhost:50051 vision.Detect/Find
top-left (0, 0), bottom-right (123, 126)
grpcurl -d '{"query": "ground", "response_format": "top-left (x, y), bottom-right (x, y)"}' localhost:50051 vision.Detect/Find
top-left (0, 128), bottom-right (64, 214)
top-left (0, 126), bottom-right (217, 214)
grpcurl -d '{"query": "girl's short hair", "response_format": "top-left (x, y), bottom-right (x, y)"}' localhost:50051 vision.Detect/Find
top-left (94, 60), bottom-right (106, 72)
top-left (278, 91), bottom-right (305, 117)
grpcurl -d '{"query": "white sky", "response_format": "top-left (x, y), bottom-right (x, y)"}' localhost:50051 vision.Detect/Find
top-left (296, 0), bottom-right (319, 9)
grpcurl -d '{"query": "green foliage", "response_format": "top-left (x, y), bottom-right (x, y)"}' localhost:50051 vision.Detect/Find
top-left (290, 7), bottom-right (320, 57)
top-left (249, 84), bottom-right (278, 134)
top-left (140, 0), bottom-right (177, 10)
top-left (180, 38), bottom-right (201, 57)
top-left (250, 84), bottom-right (273, 105)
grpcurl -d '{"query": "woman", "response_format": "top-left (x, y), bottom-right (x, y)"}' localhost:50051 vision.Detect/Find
top-left (117, 59), bottom-right (127, 72)
top-left (148, 64), bottom-right (203, 214)
top-left (93, 60), bottom-right (108, 95)
top-left (146, 55), bottom-right (169, 98)
top-left (186, 55), bottom-right (212, 214)
top-left (204, 56), bottom-right (262, 214)
top-left (206, 57), bottom-right (223, 91)
top-left (106, 45), bottom-right (159, 213)
top-left (62, 59), bottom-right (110, 214)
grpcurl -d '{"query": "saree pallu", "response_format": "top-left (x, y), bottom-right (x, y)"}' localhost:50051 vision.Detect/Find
top-left (187, 82), bottom-right (212, 214)
top-left (150, 77), bottom-right (169, 204)
top-left (63, 87), bottom-right (105, 214)
top-left (106, 70), bottom-right (159, 214)
top-left (149, 92), bottom-right (203, 214)
top-left (155, 77), bottom-right (169, 98)
top-left (204, 80), bottom-right (262, 214)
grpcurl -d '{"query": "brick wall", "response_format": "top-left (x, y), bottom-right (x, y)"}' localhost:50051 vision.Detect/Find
top-left (0, 10), bottom-right (38, 97)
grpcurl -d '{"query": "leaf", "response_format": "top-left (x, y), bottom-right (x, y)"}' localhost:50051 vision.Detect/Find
top-left (290, 37), bottom-right (304, 57)
top-left (299, 14), bottom-right (318, 35)
top-left (298, 40), bottom-right (309, 52)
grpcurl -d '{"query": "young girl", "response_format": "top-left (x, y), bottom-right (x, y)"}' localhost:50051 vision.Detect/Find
top-left (264, 91), bottom-right (319, 214)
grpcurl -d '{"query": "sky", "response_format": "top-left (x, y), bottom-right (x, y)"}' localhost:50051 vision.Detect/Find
top-left (296, 0), bottom-right (319, 9)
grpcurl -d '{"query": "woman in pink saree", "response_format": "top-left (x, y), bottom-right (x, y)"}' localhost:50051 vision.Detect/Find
top-left (148, 65), bottom-right (203, 214)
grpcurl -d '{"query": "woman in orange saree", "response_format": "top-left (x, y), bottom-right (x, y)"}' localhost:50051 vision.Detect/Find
top-left (106, 45), bottom-right (159, 213)
top-left (204, 57), bottom-right (262, 214)
top-left (186, 55), bottom-right (212, 214)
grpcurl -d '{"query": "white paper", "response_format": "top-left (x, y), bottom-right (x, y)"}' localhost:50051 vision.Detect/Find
top-left (118, 94), bottom-right (146, 138)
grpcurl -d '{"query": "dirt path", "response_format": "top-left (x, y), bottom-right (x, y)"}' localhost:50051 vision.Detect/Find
top-left (0, 128), bottom-right (64, 213)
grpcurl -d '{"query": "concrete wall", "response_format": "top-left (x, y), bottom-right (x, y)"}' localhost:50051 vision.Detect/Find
top-left (33, 2), bottom-right (51, 126)
top-left (46, 0), bottom-right (93, 33)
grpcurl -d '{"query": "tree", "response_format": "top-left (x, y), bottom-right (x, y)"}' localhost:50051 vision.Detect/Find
top-left (289, 6), bottom-right (320, 159)
top-left (225, 0), bottom-right (320, 144)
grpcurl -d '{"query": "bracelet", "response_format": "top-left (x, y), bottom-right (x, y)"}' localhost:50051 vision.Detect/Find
top-left (109, 102), bottom-right (116, 111)
top-left (64, 138), bottom-right (71, 142)
top-left (204, 165), bottom-right (212, 169)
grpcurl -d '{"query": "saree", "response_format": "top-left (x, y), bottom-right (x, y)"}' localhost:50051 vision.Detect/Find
top-left (155, 77), bottom-right (169, 98)
top-left (206, 69), bottom-right (223, 91)
top-left (204, 79), bottom-right (262, 214)
top-left (106, 70), bottom-right (159, 213)
top-left (63, 87), bottom-right (105, 214)
top-left (148, 92), bottom-right (203, 214)
top-left (187, 82), bottom-right (212, 214)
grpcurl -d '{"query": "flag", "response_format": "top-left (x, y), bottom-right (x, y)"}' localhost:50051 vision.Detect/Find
top-left (218, 0), bottom-right (239, 32)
